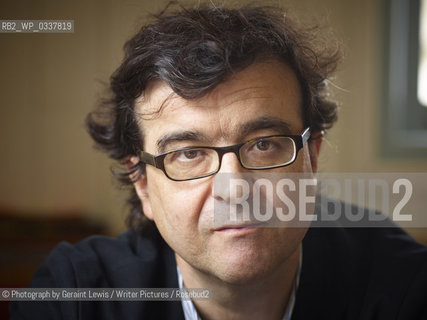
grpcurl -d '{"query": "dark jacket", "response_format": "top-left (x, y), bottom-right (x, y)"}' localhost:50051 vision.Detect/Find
top-left (10, 213), bottom-right (427, 319)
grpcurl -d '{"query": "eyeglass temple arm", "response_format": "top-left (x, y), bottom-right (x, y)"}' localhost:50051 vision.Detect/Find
top-left (301, 127), bottom-right (311, 145)
top-left (140, 151), bottom-right (157, 167)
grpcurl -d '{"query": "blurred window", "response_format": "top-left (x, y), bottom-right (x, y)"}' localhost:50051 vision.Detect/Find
top-left (418, 0), bottom-right (427, 106)
top-left (383, 0), bottom-right (427, 157)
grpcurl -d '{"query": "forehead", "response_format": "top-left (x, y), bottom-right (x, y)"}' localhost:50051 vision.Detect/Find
top-left (135, 61), bottom-right (303, 150)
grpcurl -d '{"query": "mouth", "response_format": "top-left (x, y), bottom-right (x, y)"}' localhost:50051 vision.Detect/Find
top-left (213, 223), bottom-right (263, 233)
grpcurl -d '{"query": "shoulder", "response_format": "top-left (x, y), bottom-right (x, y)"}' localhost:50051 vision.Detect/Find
top-left (10, 230), bottom-right (183, 320)
top-left (307, 198), bottom-right (427, 264)
top-left (295, 199), bottom-right (427, 320)
top-left (35, 229), bottom-right (176, 287)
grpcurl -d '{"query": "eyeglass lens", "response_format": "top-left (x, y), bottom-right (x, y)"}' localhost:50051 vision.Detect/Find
top-left (163, 136), bottom-right (297, 180)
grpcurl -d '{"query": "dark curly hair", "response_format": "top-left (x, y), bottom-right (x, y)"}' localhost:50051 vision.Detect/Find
top-left (86, 2), bottom-right (340, 233)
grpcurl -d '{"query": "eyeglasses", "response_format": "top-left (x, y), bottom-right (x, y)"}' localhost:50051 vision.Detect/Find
top-left (139, 127), bottom-right (311, 181)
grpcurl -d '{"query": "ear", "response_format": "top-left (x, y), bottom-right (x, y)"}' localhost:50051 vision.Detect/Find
top-left (308, 134), bottom-right (323, 173)
top-left (126, 156), bottom-right (154, 221)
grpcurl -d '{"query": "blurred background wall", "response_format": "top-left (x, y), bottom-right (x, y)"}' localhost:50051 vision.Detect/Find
top-left (1, 0), bottom-right (426, 239)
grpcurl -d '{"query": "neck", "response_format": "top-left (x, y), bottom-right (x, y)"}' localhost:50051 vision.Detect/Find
top-left (176, 246), bottom-right (300, 320)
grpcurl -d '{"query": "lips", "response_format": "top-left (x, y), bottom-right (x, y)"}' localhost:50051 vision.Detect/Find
top-left (213, 223), bottom-right (262, 232)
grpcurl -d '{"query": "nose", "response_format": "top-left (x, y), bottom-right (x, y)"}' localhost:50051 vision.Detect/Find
top-left (218, 152), bottom-right (244, 174)
top-left (213, 152), bottom-right (250, 203)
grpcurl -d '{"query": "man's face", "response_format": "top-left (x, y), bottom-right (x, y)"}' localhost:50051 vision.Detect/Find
top-left (133, 61), bottom-right (319, 284)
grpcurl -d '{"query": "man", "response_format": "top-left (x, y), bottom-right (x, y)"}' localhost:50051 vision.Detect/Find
top-left (10, 3), bottom-right (427, 320)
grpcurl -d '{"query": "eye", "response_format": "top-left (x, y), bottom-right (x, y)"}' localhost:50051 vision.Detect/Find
top-left (255, 140), bottom-right (272, 151)
top-left (182, 150), bottom-right (199, 159)
top-left (171, 148), bottom-right (207, 162)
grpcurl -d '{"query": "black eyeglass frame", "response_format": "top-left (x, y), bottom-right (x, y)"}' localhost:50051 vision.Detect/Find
top-left (139, 127), bottom-right (311, 181)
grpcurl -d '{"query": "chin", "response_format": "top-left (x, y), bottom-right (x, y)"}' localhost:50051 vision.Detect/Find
top-left (206, 229), bottom-right (304, 284)
top-left (209, 250), bottom-right (286, 285)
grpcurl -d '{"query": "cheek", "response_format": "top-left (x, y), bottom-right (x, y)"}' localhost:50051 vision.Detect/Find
top-left (148, 177), bottom-right (213, 237)
top-left (282, 145), bottom-right (313, 174)
top-left (149, 180), bottom-right (215, 260)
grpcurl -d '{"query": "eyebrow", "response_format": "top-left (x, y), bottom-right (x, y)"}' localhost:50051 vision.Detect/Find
top-left (156, 130), bottom-right (209, 154)
top-left (155, 116), bottom-right (293, 154)
top-left (238, 116), bottom-right (292, 138)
